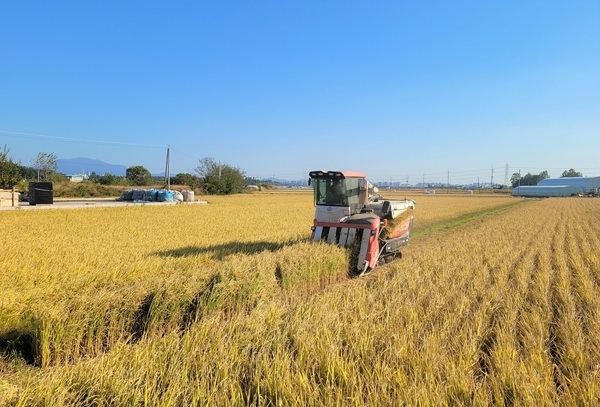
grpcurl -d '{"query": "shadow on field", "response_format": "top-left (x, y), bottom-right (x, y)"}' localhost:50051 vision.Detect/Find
top-left (0, 329), bottom-right (36, 366)
top-left (130, 292), bottom-right (156, 343)
top-left (153, 239), bottom-right (305, 260)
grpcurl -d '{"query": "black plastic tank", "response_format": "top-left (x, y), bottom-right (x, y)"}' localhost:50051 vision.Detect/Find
top-left (28, 182), bottom-right (53, 205)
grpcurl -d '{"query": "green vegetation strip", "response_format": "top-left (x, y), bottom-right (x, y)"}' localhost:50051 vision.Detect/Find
top-left (411, 199), bottom-right (532, 240)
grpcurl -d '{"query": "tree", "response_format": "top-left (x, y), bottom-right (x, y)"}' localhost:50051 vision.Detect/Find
top-left (32, 152), bottom-right (58, 181)
top-left (561, 168), bottom-right (583, 177)
top-left (125, 165), bottom-right (152, 186)
top-left (87, 172), bottom-right (102, 183)
top-left (171, 172), bottom-right (201, 189)
top-left (88, 172), bottom-right (122, 185)
top-left (195, 157), bottom-right (245, 195)
top-left (511, 170), bottom-right (550, 188)
top-left (18, 164), bottom-right (36, 180)
top-left (99, 173), bottom-right (120, 185)
top-left (0, 145), bottom-right (22, 189)
top-left (510, 173), bottom-right (521, 188)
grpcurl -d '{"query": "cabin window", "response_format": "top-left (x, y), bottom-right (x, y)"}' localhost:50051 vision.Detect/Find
top-left (313, 178), bottom-right (360, 206)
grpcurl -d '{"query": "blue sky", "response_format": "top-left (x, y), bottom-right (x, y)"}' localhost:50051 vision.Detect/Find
top-left (1, 0), bottom-right (599, 185)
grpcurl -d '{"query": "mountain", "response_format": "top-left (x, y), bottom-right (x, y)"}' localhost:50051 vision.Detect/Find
top-left (58, 157), bottom-right (127, 176)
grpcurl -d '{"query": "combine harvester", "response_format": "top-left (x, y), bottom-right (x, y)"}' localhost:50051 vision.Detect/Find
top-left (309, 170), bottom-right (415, 275)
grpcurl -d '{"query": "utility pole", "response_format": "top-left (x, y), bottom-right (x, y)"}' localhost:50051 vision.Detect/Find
top-left (490, 167), bottom-right (494, 193)
top-left (165, 145), bottom-right (171, 190)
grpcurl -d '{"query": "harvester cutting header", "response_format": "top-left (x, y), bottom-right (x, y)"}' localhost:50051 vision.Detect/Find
top-left (309, 170), bottom-right (415, 275)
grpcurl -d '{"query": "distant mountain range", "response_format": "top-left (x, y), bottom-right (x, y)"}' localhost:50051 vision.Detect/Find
top-left (57, 157), bottom-right (127, 176)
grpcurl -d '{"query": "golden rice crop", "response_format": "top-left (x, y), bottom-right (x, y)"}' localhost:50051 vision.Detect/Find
top-left (386, 191), bottom-right (516, 229)
top-left (1, 191), bottom-right (598, 406)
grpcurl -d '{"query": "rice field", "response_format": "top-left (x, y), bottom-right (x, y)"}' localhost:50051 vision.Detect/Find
top-left (1, 191), bottom-right (598, 406)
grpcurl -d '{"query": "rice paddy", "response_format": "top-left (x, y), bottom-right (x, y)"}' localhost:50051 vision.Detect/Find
top-left (1, 191), bottom-right (598, 406)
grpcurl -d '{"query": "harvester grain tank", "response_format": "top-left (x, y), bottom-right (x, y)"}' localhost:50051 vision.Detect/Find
top-left (309, 170), bottom-right (415, 275)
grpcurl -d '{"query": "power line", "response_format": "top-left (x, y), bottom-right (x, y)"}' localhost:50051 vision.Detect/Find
top-left (0, 130), bottom-right (166, 148)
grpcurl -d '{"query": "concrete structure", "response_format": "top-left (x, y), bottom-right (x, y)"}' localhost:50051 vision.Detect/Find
top-left (0, 197), bottom-right (208, 211)
top-left (512, 176), bottom-right (600, 197)
top-left (0, 188), bottom-right (19, 207)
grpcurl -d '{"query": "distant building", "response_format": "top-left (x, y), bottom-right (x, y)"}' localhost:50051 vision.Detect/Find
top-left (67, 174), bottom-right (86, 183)
top-left (512, 176), bottom-right (600, 197)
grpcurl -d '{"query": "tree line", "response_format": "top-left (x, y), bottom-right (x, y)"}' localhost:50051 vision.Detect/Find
top-left (3, 144), bottom-right (588, 194)
top-left (510, 168), bottom-right (584, 188)
top-left (0, 145), bottom-right (248, 195)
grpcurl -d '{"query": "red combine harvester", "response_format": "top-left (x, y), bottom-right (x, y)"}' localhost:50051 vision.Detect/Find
top-left (309, 170), bottom-right (415, 275)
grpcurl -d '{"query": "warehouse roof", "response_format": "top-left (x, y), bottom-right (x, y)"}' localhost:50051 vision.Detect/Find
top-left (537, 176), bottom-right (600, 193)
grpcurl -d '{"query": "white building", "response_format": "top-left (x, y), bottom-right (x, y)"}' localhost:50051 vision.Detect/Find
top-left (512, 176), bottom-right (600, 197)
top-left (67, 174), bottom-right (86, 183)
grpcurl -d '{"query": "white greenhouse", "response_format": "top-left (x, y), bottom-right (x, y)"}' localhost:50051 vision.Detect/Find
top-left (512, 176), bottom-right (600, 197)
top-left (537, 177), bottom-right (600, 193)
